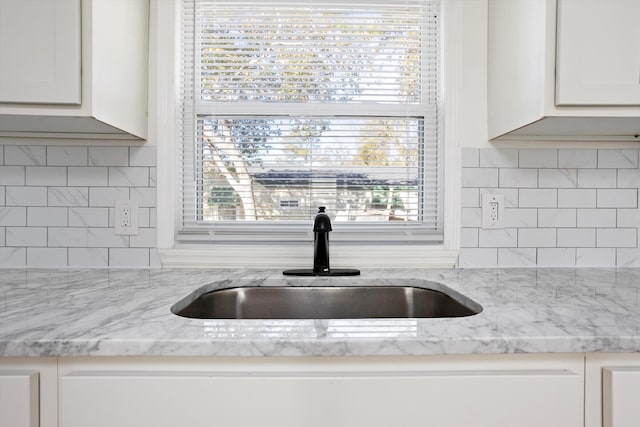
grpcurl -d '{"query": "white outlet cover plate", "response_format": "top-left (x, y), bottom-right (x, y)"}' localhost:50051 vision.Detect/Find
top-left (115, 200), bottom-right (139, 235)
top-left (481, 193), bottom-right (505, 229)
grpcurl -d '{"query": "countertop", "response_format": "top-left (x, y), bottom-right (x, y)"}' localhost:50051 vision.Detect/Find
top-left (1, 268), bottom-right (640, 357)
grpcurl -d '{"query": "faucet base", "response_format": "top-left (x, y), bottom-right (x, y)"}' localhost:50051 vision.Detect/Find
top-left (283, 268), bottom-right (361, 277)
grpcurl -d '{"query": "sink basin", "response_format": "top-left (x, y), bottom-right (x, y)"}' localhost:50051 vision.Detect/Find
top-left (171, 285), bottom-right (482, 319)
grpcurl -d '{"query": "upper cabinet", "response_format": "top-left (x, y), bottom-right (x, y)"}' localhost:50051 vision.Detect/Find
top-left (0, 0), bottom-right (148, 140)
top-left (0, 0), bottom-right (81, 105)
top-left (488, 0), bottom-right (640, 141)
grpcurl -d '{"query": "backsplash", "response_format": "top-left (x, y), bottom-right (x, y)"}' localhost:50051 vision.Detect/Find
top-left (0, 144), bottom-right (158, 267)
top-left (460, 148), bottom-right (640, 267)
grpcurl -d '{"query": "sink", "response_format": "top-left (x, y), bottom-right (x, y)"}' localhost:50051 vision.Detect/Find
top-left (171, 285), bottom-right (482, 319)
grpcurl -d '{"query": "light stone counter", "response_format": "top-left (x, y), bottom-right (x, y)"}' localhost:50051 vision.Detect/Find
top-left (1, 268), bottom-right (639, 357)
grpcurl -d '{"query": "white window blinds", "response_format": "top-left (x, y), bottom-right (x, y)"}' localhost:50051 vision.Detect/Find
top-left (180, 0), bottom-right (441, 242)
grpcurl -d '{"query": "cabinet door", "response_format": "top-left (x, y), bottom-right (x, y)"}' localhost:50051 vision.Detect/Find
top-left (0, 371), bottom-right (39, 427)
top-left (556, 0), bottom-right (640, 106)
top-left (603, 367), bottom-right (640, 427)
top-left (0, 0), bottom-right (81, 104)
top-left (61, 369), bottom-right (581, 427)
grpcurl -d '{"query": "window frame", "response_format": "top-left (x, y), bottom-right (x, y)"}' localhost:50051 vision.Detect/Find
top-left (153, 0), bottom-right (462, 268)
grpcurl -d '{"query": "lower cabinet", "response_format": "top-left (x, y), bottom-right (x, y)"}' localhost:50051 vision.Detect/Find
top-left (0, 358), bottom-right (57, 427)
top-left (0, 371), bottom-right (38, 427)
top-left (586, 354), bottom-right (640, 427)
top-left (59, 354), bottom-right (584, 427)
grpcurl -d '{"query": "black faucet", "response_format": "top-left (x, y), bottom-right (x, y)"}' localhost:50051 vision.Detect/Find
top-left (283, 207), bottom-right (360, 276)
top-left (313, 206), bottom-right (332, 274)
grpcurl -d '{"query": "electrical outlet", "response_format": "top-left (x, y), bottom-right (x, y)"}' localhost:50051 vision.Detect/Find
top-left (482, 194), bottom-right (504, 229)
top-left (115, 200), bottom-right (139, 235)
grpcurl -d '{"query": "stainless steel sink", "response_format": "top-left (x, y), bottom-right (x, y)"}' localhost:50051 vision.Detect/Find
top-left (171, 286), bottom-right (482, 319)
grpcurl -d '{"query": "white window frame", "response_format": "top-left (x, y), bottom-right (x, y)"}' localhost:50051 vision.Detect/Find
top-left (151, 0), bottom-right (462, 268)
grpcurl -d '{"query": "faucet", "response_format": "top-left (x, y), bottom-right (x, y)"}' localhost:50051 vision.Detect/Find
top-left (312, 207), bottom-right (332, 274)
top-left (283, 207), bottom-right (360, 276)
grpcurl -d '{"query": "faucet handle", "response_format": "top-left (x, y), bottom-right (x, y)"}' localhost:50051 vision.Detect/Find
top-left (313, 206), bottom-right (332, 232)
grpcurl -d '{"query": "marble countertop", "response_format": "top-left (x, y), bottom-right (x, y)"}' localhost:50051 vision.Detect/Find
top-left (1, 267), bottom-right (640, 357)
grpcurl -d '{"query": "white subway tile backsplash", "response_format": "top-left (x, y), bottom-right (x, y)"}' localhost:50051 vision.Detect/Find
top-left (27, 207), bottom-right (67, 227)
top-left (519, 149), bottom-right (557, 168)
top-left (87, 228), bottom-right (129, 248)
top-left (479, 148), bottom-right (518, 167)
top-left (461, 208), bottom-right (481, 227)
top-left (616, 249), bottom-right (640, 267)
top-left (0, 166), bottom-right (26, 185)
top-left (150, 249), bottom-right (162, 267)
top-left (0, 247), bottom-right (26, 267)
top-left (149, 208), bottom-right (157, 228)
top-left (577, 169), bottom-right (616, 188)
top-left (27, 248), bottom-right (67, 267)
top-left (131, 187), bottom-right (156, 208)
top-left (518, 228), bottom-right (556, 247)
top-left (5, 227), bottom-right (47, 247)
top-left (460, 228), bottom-right (479, 247)
top-left (557, 228), bottom-right (596, 247)
top-left (461, 147), bottom-right (479, 167)
top-left (478, 228), bottom-right (517, 247)
top-left (576, 248), bottom-right (616, 267)
top-left (461, 188), bottom-right (479, 208)
top-left (89, 187), bottom-right (130, 207)
top-left (108, 167), bottom-right (149, 187)
top-left (504, 208), bottom-right (537, 228)
top-left (68, 167), bottom-right (108, 186)
top-left (458, 248), bottom-right (497, 267)
top-left (558, 189), bottom-right (596, 208)
top-left (48, 187), bottom-right (89, 207)
top-left (558, 149), bottom-right (597, 168)
top-left (26, 167), bottom-right (66, 186)
top-left (68, 248), bottom-right (109, 267)
top-left (88, 147), bottom-right (129, 166)
top-left (576, 209), bottom-right (616, 228)
top-left (499, 168), bottom-right (537, 188)
top-left (109, 248), bottom-right (149, 267)
top-left (48, 227), bottom-right (88, 247)
top-left (519, 189), bottom-right (557, 208)
top-left (617, 209), bottom-right (640, 228)
top-left (538, 209), bottom-right (576, 228)
top-left (538, 169), bottom-right (577, 188)
top-left (598, 149), bottom-right (638, 168)
top-left (537, 248), bottom-right (576, 267)
top-left (130, 228), bottom-right (157, 248)
top-left (597, 189), bottom-right (637, 208)
top-left (480, 188), bottom-right (518, 207)
top-left (0, 143), bottom-right (156, 267)
top-left (4, 146), bottom-right (46, 165)
top-left (461, 168), bottom-right (498, 188)
top-left (47, 146), bottom-right (87, 166)
top-left (498, 248), bottom-right (536, 267)
top-left (69, 207), bottom-right (109, 227)
top-left (597, 228), bottom-right (637, 248)
top-left (5, 187), bottom-right (47, 206)
top-left (0, 207), bottom-right (27, 226)
top-left (617, 170), bottom-right (640, 188)
top-left (130, 147), bottom-right (157, 166)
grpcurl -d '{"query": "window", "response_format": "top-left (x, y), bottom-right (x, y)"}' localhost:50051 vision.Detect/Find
top-left (180, 0), bottom-right (441, 243)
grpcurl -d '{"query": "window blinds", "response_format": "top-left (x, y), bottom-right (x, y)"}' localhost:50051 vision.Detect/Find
top-left (180, 0), bottom-right (441, 242)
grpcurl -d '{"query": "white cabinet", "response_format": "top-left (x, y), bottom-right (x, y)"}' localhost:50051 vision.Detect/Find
top-left (556, 0), bottom-right (640, 106)
top-left (488, 0), bottom-right (640, 141)
top-left (585, 354), bottom-right (640, 427)
top-left (0, 0), bottom-right (148, 139)
top-left (0, 0), bottom-right (81, 104)
top-left (0, 371), bottom-right (38, 427)
top-left (0, 358), bottom-right (57, 427)
top-left (59, 355), bottom-right (584, 427)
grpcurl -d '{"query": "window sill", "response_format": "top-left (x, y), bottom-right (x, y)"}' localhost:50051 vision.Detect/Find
top-left (158, 243), bottom-right (458, 269)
